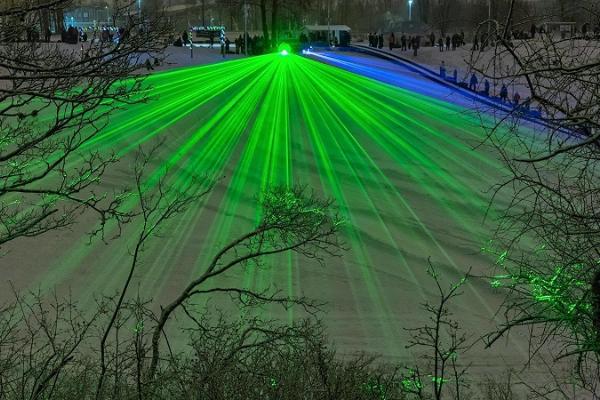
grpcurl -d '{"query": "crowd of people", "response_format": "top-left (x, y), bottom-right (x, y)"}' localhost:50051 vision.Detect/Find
top-left (231, 34), bottom-right (269, 56)
top-left (511, 22), bottom-right (600, 41)
top-left (369, 22), bottom-right (600, 58)
top-left (60, 25), bottom-right (126, 44)
top-left (173, 29), bottom-right (269, 57)
top-left (364, 26), bottom-right (599, 119)
top-left (439, 61), bottom-right (538, 116)
top-left (367, 28), bottom-right (543, 116)
top-left (368, 31), bottom-right (423, 56)
top-left (369, 30), bottom-right (473, 57)
top-left (6, 23), bottom-right (121, 44)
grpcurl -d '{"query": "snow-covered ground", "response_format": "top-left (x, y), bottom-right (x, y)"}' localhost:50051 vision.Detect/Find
top-left (148, 44), bottom-right (245, 71)
top-left (0, 43), bottom-right (574, 387)
top-left (358, 43), bottom-right (532, 100)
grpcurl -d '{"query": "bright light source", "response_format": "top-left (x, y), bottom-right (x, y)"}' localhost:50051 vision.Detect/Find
top-left (278, 42), bottom-right (292, 56)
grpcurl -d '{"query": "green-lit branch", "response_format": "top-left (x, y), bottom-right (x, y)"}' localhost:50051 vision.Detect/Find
top-left (147, 186), bottom-right (342, 380)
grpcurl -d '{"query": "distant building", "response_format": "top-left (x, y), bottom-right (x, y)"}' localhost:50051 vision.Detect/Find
top-left (303, 25), bottom-right (352, 46)
top-left (64, 0), bottom-right (112, 29)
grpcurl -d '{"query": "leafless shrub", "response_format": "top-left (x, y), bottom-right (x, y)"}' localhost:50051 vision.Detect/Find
top-left (401, 262), bottom-right (475, 400)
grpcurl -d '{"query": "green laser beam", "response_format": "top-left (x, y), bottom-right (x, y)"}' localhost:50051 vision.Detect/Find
top-left (22, 53), bottom-right (531, 359)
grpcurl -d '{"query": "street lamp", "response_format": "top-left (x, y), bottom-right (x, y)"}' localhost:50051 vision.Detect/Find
top-left (408, 0), bottom-right (413, 22)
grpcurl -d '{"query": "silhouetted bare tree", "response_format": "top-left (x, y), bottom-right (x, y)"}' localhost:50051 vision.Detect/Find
top-left (0, 0), bottom-right (170, 247)
top-left (468, 0), bottom-right (600, 395)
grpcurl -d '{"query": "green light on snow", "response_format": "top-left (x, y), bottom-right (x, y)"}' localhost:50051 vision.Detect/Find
top-left (26, 51), bottom-right (518, 359)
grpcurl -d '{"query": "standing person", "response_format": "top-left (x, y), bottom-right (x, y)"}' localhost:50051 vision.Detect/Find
top-left (483, 79), bottom-right (490, 96)
top-left (440, 61), bottom-right (447, 79)
top-left (225, 36), bottom-right (231, 54)
top-left (469, 73), bottom-right (478, 91)
top-left (473, 34), bottom-right (479, 50)
top-left (209, 31), bottom-right (214, 48)
top-left (438, 37), bottom-right (444, 52)
top-left (412, 36), bottom-right (419, 56)
top-left (445, 35), bottom-right (451, 51)
top-left (408, 35), bottom-right (412, 49)
top-left (144, 58), bottom-right (154, 71)
top-left (500, 84), bottom-right (508, 103)
top-left (389, 32), bottom-right (395, 51)
top-left (513, 91), bottom-right (521, 106)
top-left (401, 33), bottom-right (407, 50)
top-left (378, 33), bottom-right (384, 49)
top-left (247, 34), bottom-right (253, 55)
top-left (460, 30), bottom-right (465, 46)
top-left (429, 31), bottom-right (435, 47)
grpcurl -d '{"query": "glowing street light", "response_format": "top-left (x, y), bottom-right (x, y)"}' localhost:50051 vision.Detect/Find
top-left (408, 0), bottom-right (414, 22)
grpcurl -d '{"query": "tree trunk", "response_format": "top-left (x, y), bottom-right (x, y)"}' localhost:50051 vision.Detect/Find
top-left (39, 5), bottom-right (50, 38)
top-left (502, 0), bottom-right (516, 40)
top-left (418, 0), bottom-right (430, 24)
top-left (592, 269), bottom-right (600, 340)
top-left (271, 0), bottom-right (279, 47)
top-left (260, 0), bottom-right (270, 47)
top-left (55, 7), bottom-right (64, 33)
